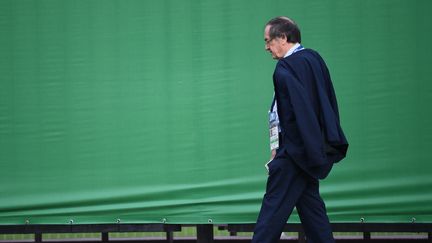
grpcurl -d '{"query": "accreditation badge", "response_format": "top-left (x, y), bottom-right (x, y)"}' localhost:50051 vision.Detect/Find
top-left (269, 111), bottom-right (280, 150)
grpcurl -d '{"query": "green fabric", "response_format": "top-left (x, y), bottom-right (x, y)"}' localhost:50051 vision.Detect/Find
top-left (1, 0), bottom-right (431, 224)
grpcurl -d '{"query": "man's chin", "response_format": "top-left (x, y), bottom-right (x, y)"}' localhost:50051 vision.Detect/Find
top-left (269, 53), bottom-right (279, 60)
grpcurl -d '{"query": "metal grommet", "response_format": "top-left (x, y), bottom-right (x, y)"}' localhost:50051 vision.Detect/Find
top-left (208, 219), bottom-right (213, 223)
top-left (162, 218), bottom-right (167, 223)
top-left (117, 219), bottom-right (121, 224)
top-left (360, 217), bottom-right (365, 223)
top-left (25, 219), bottom-right (30, 225)
top-left (411, 217), bottom-right (416, 223)
top-left (69, 219), bottom-right (74, 225)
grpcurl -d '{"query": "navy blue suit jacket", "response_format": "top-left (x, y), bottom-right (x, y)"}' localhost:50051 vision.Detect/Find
top-left (273, 49), bottom-right (348, 179)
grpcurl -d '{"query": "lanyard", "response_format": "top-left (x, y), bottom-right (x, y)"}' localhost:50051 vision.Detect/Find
top-left (270, 94), bottom-right (277, 112)
top-left (293, 44), bottom-right (304, 53)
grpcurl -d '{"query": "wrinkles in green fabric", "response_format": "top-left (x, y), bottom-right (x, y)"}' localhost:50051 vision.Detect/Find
top-left (0, 0), bottom-right (431, 224)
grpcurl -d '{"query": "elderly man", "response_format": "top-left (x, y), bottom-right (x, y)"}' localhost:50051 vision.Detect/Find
top-left (252, 17), bottom-right (348, 243)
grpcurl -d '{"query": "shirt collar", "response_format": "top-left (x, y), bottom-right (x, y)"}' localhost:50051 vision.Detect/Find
top-left (283, 43), bottom-right (301, 58)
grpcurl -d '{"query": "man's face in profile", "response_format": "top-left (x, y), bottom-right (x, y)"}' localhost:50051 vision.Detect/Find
top-left (264, 25), bottom-right (287, 60)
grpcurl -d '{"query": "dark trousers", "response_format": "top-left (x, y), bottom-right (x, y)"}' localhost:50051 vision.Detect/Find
top-left (252, 158), bottom-right (335, 243)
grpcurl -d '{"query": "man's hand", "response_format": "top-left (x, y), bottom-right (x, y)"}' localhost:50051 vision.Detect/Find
top-left (265, 149), bottom-right (277, 174)
top-left (270, 149), bottom-right (276, 161)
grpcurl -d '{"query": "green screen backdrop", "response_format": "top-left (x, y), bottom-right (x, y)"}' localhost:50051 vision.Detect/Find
top-left (1, 0), bottom-right (432, 224)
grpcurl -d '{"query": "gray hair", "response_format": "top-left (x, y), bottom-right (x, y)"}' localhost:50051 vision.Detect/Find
top-left (266, 16), bottom-right (301, 43)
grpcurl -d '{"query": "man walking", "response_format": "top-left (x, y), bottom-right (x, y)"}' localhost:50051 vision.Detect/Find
top-left (252, 17), bottom-right (348, 243)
